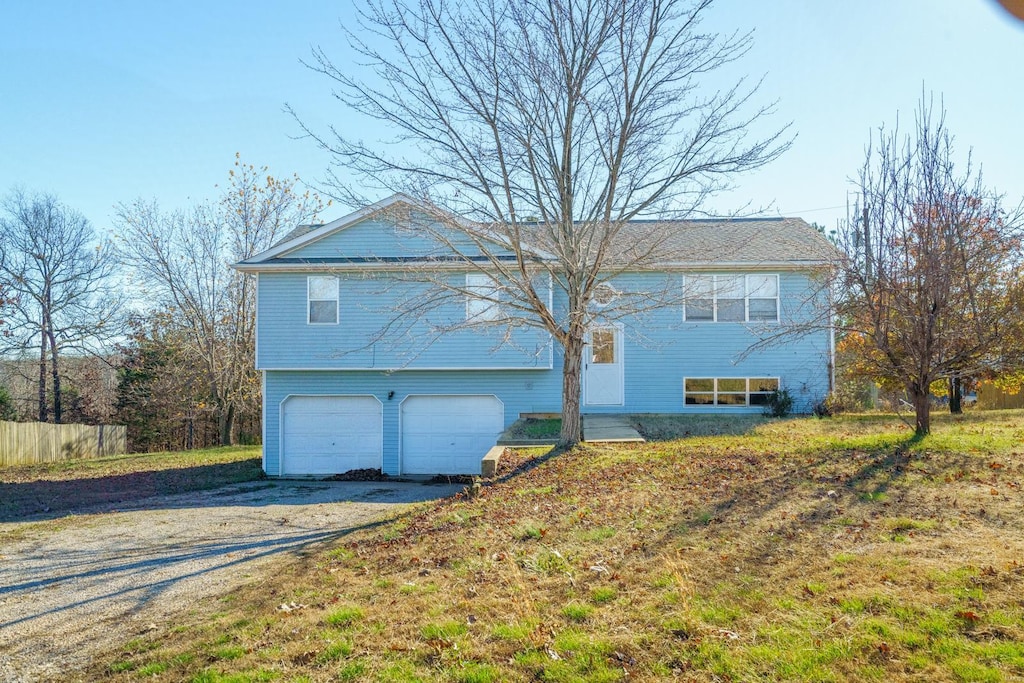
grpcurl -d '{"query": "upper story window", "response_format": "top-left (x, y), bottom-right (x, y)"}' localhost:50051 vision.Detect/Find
top-left (684, 274), bottom-right (779, 323)
top-left (308, 275), bottom-right (339, 324)
top-left (465, 273), bottom-right (502, 322)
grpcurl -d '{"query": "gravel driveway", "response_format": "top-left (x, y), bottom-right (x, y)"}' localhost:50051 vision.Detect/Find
top-left (0, 479), bottom-right (462, 682)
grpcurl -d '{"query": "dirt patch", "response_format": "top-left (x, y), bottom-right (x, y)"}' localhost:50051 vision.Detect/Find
top-left (324, 468), bottom-right (391, 481)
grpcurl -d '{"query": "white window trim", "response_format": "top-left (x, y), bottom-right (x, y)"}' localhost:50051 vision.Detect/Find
top-left (683, 377), bottom-right (781, 407)
top-left (683, 274), bottom-right (780, 323)
top-left (307, 275), bottom-right (339, 325)
top-left (465, 273), bottom-right (502, 322)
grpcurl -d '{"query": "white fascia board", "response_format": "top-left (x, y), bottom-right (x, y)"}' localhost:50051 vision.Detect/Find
top-left (638, 260), bottom-right (836, 271)
top-left (233, 260), bottom-right (540, 274)
top-left (235, 258), bottom-right (832, 274)
top-left (258, 364), bottom-right (554, 372)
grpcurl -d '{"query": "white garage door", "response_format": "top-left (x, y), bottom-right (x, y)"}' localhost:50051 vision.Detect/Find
top-left (401, 395), bottom-right (504, 475)
top-left (281, 395), bottom-right (382, 476)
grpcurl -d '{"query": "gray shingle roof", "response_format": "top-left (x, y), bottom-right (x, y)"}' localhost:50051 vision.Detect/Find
top-left (613, 217), bottom-right (839, 265)
top-left (262, 208), bottom-right (838, 267)
top-left (272, 223), bottom-right (323, 247)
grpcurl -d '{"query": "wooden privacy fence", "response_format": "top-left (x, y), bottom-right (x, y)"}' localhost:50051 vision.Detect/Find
top-left (977, 383), bottom-right (1024, 411)
top-left (0, 421), bottom-right (127, 466)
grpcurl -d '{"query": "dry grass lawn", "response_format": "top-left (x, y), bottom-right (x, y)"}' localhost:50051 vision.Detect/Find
top-left (79, 411), bottom-right (1024, 682)
top-left (0, 446), bottom-right (262, 521)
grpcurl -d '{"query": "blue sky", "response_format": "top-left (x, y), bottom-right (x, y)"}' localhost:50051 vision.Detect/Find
top-left (1, 1), bottom-right (1021, 236)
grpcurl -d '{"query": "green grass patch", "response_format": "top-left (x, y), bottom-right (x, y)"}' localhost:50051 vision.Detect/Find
top-left (561, 602), bottom-right (594, 622)
top-left (315, 640), bottom-right (353, 663)
top-left (490, 621), bottom-right (534, 642)
top-left (577, 525), bottom-right (617, 541)
top-left (325, 606), bottom-right (364, 628)
top-left (420, 621), bottom-right (468, 641)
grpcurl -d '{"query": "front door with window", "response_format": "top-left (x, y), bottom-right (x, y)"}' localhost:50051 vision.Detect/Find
top-left (584, 326), bottom-right (624, 406)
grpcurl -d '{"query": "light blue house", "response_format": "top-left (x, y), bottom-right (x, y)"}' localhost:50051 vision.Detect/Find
top-left (235, 195), bottom-right (836, 477)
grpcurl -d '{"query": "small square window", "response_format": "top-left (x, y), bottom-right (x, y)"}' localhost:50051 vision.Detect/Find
top-left (685, 276), bottom-right (715, 321)
top-left (308, 276), bottom-right (338, 325)
top-left (466, 273), bottom-right (501, 322)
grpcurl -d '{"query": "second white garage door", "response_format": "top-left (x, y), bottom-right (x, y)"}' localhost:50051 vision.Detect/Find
top-left (401, 395), bottom-right (504, 475)
top-left (281, 395), bottom-right (382, 476)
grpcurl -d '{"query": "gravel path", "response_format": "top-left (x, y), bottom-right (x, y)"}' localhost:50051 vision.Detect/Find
top-left (0, 479), bottom-right (462, 682)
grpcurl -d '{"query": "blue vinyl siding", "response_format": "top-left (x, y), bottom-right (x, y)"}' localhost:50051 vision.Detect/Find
top-left (257, 272), bottom-right (552, 370)
top-left (284, 215), bottom-right (512, 260)
top-left (260, 271), bottom-right (831, 476)
top-left (252, 206), bottom-right (834, 478)
top-left (577, 271), bottom-right (830, 414)
top-left (264, 369), bottom-right (561, 475)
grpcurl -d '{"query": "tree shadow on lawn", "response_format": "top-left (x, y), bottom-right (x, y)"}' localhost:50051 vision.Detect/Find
top-left (0, 459), bottom-right (461, 523)
top-left (655, 433), bottom-right (982, 566)
top-left (0, 459), bottom-right (265, 522)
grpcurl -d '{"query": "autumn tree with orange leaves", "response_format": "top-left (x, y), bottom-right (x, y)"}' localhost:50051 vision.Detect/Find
top-left (836, 95), bottom-right (1022, 435)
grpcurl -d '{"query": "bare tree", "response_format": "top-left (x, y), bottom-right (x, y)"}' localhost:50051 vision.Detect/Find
top-left (836, 94), bottom-right (1023, 435)
top-left (116, 158), bottom-right (325, 446)
top-left (294, 0), bottom-right (788, 445)
top-left (0, 190), bottom-right (121, 423)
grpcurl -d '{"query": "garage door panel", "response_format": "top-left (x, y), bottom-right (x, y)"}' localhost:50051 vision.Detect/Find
top-left (282, 396), bottom-right (382, 476)
top-left (401, 395), bottom-right (503, 475)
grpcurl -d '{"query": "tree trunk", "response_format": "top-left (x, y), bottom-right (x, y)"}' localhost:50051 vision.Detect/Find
top-left (48, 328), bottom-right (61, 424)
top-left (910, 384), bottom-right (931, 436)
top-left (37, 331), bottom-right (47, 423)
top-left (219, 401), bottom-right (236, 446)
top-left (559, 333), bottom-right (583, 447)
top-left (949, 375), bottom-right (962, 415)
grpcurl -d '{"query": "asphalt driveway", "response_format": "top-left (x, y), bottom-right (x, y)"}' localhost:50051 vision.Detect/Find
top-left (0, 479), bottom-right (462, 682)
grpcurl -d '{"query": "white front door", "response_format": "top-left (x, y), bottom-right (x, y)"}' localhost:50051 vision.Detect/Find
top-left (584, 326), bottom-right (624, 406)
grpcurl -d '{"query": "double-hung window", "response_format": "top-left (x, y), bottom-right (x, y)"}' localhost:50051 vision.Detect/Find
top-left (308, 275), bottom-right (339, 324)
top-left (747, 275), bottom-right (780, 322)
top-left (684, 274), bottom-right (779, 323)
top-left (465, 273), bottom-right (501, 322)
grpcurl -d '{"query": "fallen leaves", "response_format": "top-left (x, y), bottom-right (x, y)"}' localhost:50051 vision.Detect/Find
top-left (277, 602), bottom-right (307, 613)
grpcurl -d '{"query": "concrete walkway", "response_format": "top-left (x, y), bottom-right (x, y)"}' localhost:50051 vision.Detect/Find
top-left (582, 414), bottom-right (645, 443)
